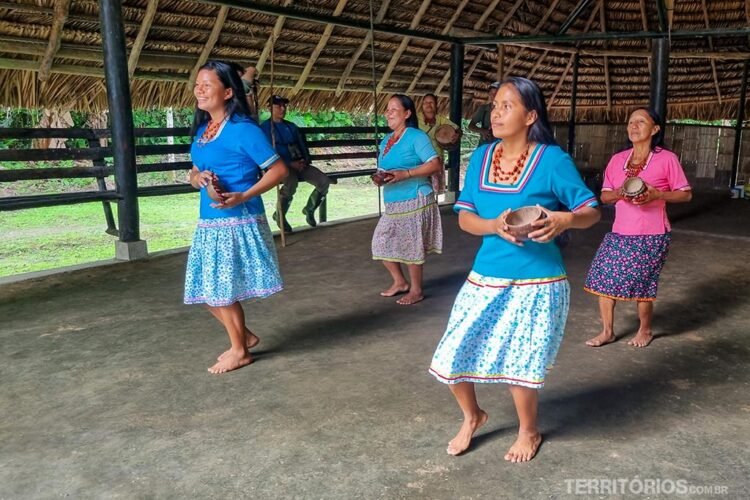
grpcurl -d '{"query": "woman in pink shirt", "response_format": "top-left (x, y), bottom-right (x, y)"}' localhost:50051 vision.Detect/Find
top-left (584, 108), bottom-right (692, 348)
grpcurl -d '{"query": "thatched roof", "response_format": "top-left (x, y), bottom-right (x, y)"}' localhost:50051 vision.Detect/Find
top-left (0, 0), bottom-right (748, 121)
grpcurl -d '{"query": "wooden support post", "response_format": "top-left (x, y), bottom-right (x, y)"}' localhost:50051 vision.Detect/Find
top-left (448, 43), bottom-right (464, 194)
top-left (730, 60), bottom-right (749, 188)
top-left (650, 37), bottom-right (670, 144)
top-left (568, 53), bottom-right (579, 156)
top-left (99, 0), bottom-right (145, 257)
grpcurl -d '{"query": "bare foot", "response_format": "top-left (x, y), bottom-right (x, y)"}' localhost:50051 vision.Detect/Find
top-left (380, 283), bottom-right (409, 297)
top-left (504, 430), bottom-right (543, 463)
top-left (628, 330), bottom-right (653, 347)
top-left (208, 350), bottom-right (252, 374)
top-left (396, 292), bottom-right (424, 305)
top-left (218, 329), bottom-right (260, 360)
top-left (585, 331), bottom-right (616, 347)
top-left (446, 410), bottom-right (488, 456)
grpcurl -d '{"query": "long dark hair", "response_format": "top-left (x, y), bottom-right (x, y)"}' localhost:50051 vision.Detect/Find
top-left (190, 60), bottom-right (254, 137)
top-left (625, 107), bottom-right (665, 151)
top-left (390, 94), bottom-right (420, 129)
top-left (500, 77), bottom-right (556, 145)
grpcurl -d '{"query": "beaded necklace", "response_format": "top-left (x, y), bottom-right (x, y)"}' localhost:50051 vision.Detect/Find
top-left (491, 143), bottom-right (530, 184)
top-left (197, 117), bottom-right (226, 146)
top-left (382, 128), bottom-right (405, 157)
top-left (625, 152), bottom-right (649, 178)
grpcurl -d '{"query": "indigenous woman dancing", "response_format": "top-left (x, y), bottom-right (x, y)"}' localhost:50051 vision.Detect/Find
top-left (429, 78), bottom-right (600, 461)
top-left (185, 60), bottom-right (289, 374)
top-left (584, 108), bottom-right (692, 348)
top-left (372, 95), bottom-right (443, 305)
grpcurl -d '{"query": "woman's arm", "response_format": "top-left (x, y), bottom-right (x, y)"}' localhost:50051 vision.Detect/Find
top-left (527, 206), bottom-right (601, 243)
top-left (213, 160), bottom-right (289, 208)
top-left (189, 166), bottom-right (213, 189)
top-left (633, 184), bottom-right (692, 205)
top-left (600, 189), bottom-right (623, 205)
top-left (387, 157), bottom-right (442, 183)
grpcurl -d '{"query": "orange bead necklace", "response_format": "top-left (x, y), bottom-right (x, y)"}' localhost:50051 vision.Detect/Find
top-left (491, 143), bottom-right (530, 184)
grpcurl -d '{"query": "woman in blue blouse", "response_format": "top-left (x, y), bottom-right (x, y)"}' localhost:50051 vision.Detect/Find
top-left (371, 94), bottom-right (442, 305)
top-left (429, 78), bottom-right (600, 461)
top-left (185, 60), bottom-right (288, 375)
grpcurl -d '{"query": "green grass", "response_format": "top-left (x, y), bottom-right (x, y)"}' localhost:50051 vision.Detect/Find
top-left (0, 179), bottom-right (382, 277)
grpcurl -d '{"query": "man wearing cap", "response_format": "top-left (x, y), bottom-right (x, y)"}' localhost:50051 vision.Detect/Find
top-left (260, 95), bottom-right (332, 233)
top-left (468, 81), bottom-right (500, 146)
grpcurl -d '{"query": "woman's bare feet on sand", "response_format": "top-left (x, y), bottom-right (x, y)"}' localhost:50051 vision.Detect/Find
top-left (628, 329), bottom-right (653, 347)
top-left (504, 430), bottom-right (542, 463)
top-left (396, 292), bottom-right (424, 305)
top-left (380, 283), bottom-right (409, 297)
top-left (218, 329), bottom-right (260, 361)
top-left (585, 331), bottom-right (616, 347)
top-left (446, 410), bottom-right (488, 456)
top-left (208, 349), bottom-right (252, 374)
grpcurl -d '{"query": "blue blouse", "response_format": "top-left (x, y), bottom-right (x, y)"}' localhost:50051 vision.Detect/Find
top-left (190, 118), bottom-right (280, 219)
top-left (455, 141), bottom-right (598, 279)
top-left (378, 127), bottom-right (438, 203)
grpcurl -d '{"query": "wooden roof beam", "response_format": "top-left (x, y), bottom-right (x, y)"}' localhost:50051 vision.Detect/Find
top-left (256, 0), bottom-right (293, 74)
top-left (504, 0), bottom-right (562, 75)
top-left (557, 0), bottom-right (595, 35)
top-left (464, 0), bottom-right (525, 80)
top-left (376, 0), bottom-right (432, 93)
top-left (38, 0), bottom-right (71, 82)
top-left (599, 0), bottom-right (611, 111)
top-left (127, 0), bottom-right (159, 79)
top-left (700, 0), bottom-right (722, 104)
top-left (188, 5), bottom-right (229, 89)
top-left (293, 0), bottom-right (349, 95)
top-left (335, 0), bottom-right (390, 96)
top-left (405, 0), bottom-right (470, 94)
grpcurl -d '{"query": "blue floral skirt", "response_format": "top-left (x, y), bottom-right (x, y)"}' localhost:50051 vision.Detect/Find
top-left (184, 213), bottom-right (283, 307)
top-left (584, 232), bottom-right (671, 301)
top-left (429, 272), bottom-right (570, 389)
top-left (371, 194), bottom-right (443, 265)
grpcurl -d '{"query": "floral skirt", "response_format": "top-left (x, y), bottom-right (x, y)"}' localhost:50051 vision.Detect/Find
top-left (584, 232), bottom-right (671, 301)
top-left (371, 194), bottom-right (443, 265)
top-left (429, 272), bottom-right (570, 389)
top-left (184, 213), bottom-right (283, 307)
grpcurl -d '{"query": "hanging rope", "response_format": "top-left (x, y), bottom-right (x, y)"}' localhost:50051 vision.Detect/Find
top-left (368, 0), bottom-right (382, 217)
top-left (268, 31), bottom-right (286, 247)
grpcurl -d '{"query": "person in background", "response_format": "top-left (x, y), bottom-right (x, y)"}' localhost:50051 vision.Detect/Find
top-left (372, 94), bottom-right (443, 306)
top-left (468, 81), bottom-right (500, 146)
top-left (584, 107), bottom-right (692, 348)
top-left (260, 95), bottom-right (333, 232)
top-left (418, 93), bottom-right (462, 192)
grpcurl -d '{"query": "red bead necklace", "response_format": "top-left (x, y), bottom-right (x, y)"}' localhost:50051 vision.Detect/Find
top-left (491, 143), bottom-right (529, 184)
top-left (625, 154), bottom-right (648, 178)
top-left (197, 118), bottom-right (225, 146)
top-left (382, 128), bottom-right (405, 157)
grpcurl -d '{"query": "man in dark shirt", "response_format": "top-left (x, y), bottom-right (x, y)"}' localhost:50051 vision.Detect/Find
top-left (260, 95), bottom-right (332, 233)
top-left (468, 81), bottom-right (500, 146)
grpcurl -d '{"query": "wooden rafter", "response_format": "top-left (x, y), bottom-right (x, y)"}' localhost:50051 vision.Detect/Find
top-left (462, 50), bottom-right (484, 85)
top-left (497, 44), bottom-right (505, 81)
top-left (465, 0), bottom-right (524, 81)
top-left (38, 0), bottom-right (71, 82)
top-left (127, 0), bottom-right (159, 79)
top-left (472, 0), bottom-right (503, 32)
top-left (335, 0), bottom-right (389, 96)
top-left (599, 0), bottom-right (611, 110)
top-left (701, 0), bottom-right (722, 104)
top-left (527, 50), bottom-right (549, 78)
top-left (188, 5), bottom-right (229, 89)
top-left (405, 0), bottom-right (470, 93)
top-left (293, 0), bottom-right (349, 94)
top-left (376, 0), bottom-right (431, 93)
top-left (547, 3), bottom-right (600, 108)
top-left (504, 0), bottom-right (561, 75)
top-left (256, 0), bottom-right (293, 74)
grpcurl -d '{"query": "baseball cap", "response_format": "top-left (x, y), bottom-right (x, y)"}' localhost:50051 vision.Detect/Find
top-left (489, 81), bottom-right (501, 89)
top-left (269, 95), bottom-right (290, 105)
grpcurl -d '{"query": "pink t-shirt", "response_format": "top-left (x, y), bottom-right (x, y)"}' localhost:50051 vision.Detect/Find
top-left (602, 148), bottom-right (691, 235)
